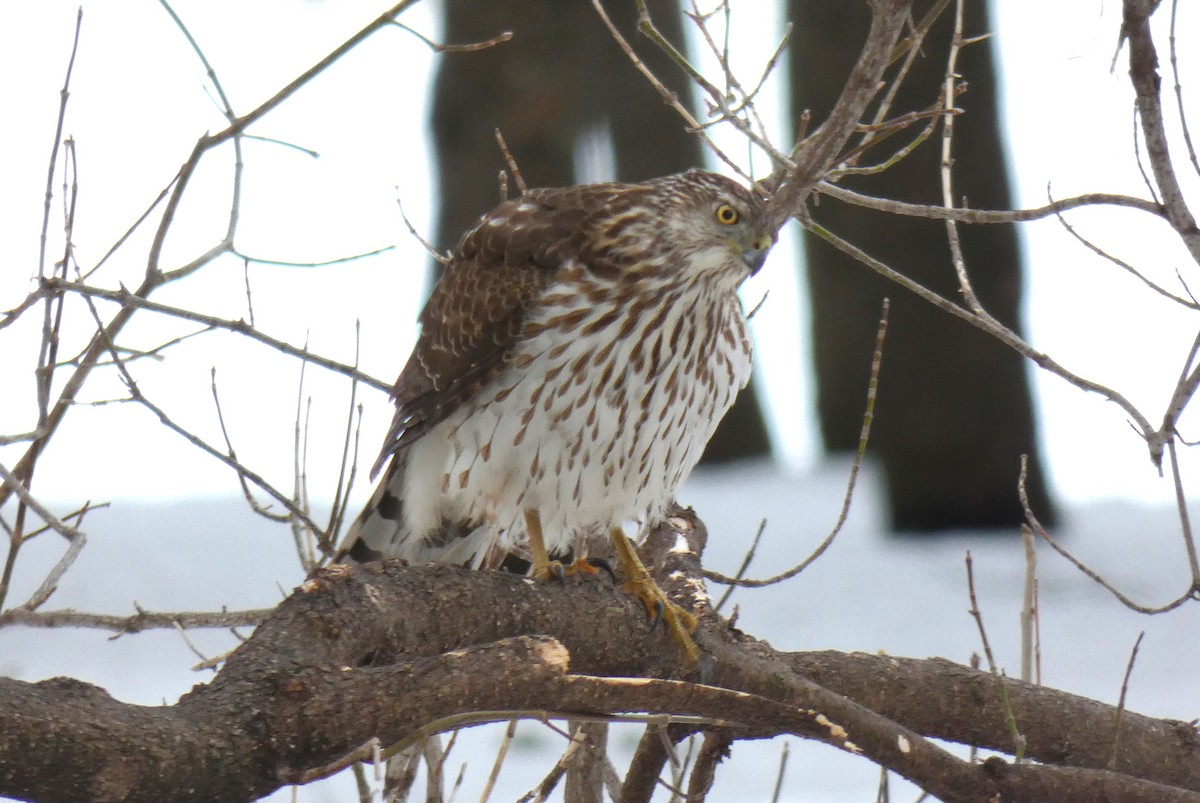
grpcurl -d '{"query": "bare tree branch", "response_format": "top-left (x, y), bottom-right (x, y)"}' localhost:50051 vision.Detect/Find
top-left (4, 517), bottom-right (1199, 803)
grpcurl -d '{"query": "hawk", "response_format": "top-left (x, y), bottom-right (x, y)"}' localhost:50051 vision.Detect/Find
top-left (338, 169), bottom-right (774, 659)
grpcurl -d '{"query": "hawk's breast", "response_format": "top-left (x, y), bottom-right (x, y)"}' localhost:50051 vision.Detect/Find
top-left (421, 262), bottom-right (753, 555)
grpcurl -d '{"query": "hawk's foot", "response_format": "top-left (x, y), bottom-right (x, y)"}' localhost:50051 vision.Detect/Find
top-left (565, 556), bottom-right (614, 581)
top-left (529, 558), bottom-right (566, 582)
top-left (524, 508), bottom-right (560, 581)
top-left (522, 510), bottom-right (606, 581)
top-left (527, 553), bottom-right (613, 583)
top-left (610, 527), bottom-right (700, 664)
top-left (530, 556), bottom-right (609, 583)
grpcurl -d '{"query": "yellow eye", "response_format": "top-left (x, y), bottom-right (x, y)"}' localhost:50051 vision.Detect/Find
top-left (715, 203), bottom-right (740, 225)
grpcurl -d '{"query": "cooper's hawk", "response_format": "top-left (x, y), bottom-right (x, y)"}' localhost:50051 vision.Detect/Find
top-left (338, 169), bottom-right (774, 658)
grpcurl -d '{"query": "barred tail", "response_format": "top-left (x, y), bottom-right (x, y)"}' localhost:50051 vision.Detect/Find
top-left (334, 452), bottom-right (496, 568)
top-left (334, 456), bottom-right (410, 564)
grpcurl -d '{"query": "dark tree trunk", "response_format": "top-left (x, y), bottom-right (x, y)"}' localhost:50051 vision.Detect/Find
top-left (788, 0), bottom-right (1056, 530)
top-left (431, 0), bottom-right (770, 463)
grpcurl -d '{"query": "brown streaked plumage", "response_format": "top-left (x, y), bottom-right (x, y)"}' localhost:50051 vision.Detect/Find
top-left (338, 170), bottom-right (775, 595)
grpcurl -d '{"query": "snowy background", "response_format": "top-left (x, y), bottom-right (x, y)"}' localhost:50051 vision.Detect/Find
top-left (3, 1), bottom-right (1200, 800)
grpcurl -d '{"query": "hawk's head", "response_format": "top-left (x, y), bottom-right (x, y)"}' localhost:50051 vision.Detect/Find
top-left (595, 169), bottom-right (776, 287)
top-left (660, 169), bottom-right (774, 272)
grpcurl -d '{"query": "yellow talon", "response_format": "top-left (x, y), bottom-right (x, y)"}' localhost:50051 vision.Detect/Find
top-left (523, 510), bottom-right (701, 663)
top-left (524, 508), bottom-right (561, 581)
top-left (610, 527), bottom-right (700, 664)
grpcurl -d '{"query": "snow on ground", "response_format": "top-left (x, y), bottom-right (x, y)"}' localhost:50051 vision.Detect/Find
top-left (3, 459), bottom-right (1198, 801)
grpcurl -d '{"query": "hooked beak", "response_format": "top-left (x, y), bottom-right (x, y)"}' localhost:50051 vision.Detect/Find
top-left (740, 233), bottom-right (774, 275)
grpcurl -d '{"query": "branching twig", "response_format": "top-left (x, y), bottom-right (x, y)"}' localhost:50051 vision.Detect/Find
top-left (589, 0), bottom-right (745, 178)
top-left (34, 279), bottom-right (389, 392)
top-left (1123, 0), bottom-right (1200, 264)
top-left (1051, 197), bottom-right (1198, 309)
top-left (0, 1), bottom-right (420, 517)
top-left (1019, 455), bottom-right (1194, 614)
top-left (802, 213), bottom-right (1161, 458)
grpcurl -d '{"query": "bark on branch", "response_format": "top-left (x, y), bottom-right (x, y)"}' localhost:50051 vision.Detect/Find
top-left (2, 514), bottom-right (1198, 803)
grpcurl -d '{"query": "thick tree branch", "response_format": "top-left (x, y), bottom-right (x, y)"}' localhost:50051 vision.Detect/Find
top-left (792, 650), bottom-right (1200, 793)
top-left (3, 514), bottom-right (1199, 803)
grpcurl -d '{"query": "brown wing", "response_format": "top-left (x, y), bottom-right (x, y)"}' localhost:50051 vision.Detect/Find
top-left (370, 182), bottom-right (642, 478)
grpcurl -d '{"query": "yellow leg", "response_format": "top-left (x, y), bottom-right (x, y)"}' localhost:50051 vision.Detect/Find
top-left (524, 508), bottom-right (559, 581)
top-left (609, 527), bottom-right (700, 663)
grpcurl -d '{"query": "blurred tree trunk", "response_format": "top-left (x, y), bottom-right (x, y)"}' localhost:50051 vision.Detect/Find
top-left (431, 0), bottom-right (770, 464)
top-left (789, 0), bottom-right (1057, 530)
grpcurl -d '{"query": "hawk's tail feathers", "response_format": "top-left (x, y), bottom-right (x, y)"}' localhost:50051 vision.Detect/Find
top-left (333, 454), bottom-right (499, 568)
top-left (333, 457), bottom-right (409, 564)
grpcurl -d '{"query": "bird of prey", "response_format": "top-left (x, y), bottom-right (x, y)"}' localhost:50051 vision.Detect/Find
top-left (337, 169), bottom-right (774, 660)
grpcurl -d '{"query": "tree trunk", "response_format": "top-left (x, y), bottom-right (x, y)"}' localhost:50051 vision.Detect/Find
top-left (431, 0), bottom-right (770, 463)
top-left (788, 0), bottom-right (1056, 530)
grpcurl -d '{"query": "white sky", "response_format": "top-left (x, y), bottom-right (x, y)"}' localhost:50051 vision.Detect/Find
top-left (2, 1), bottom-right (1199, 511)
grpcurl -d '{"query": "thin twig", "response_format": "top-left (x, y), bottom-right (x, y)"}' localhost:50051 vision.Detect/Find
top-left (802, 214), bottom-right (1162, 464)
top-left (835, 104), bottom-right (948, 178)
top-left (171, 619), bottom-right (213, 665)
top-left (478, 720), bottom-right (518, 803)
top-left (516, 724), bottom-right (588, 802)
top-left (289, 354), bottom-right (317, 569)
top-left (0, 605), bottom-right (269, 632)
top-left (1167, 0), bottom-right (1200, 178)
top-left (493, 129), bottom-right (527, 195)
top-left (241, 133), bottom-right (320, 158)
top-left (17, 504), bottom-right (94, 613)
top-left (1019, 455), bottom-right (1194, 614)
top-left (37, 8), bottom-right (82, 280)
top-left (643, 0), bottom-right (790, 169)
top-left (706, 299), bottom-right (888, 588)
top-left (818, 181), bottom-right (1168, 226)
top-left (1123, 0), bottom-right (1200, 264)
top-left (211, 368), bottom-right (289, 524)
top-left (769, 741), bottom-right (790, 803)
top-left (320, 327), bottom-right (364, 565)
top-left (2, 2), bottom-right (423, 516)
top-left (1019, 524), bottom-right (1039, 685)
top-left (1106, 631), bottom-right (1146, 769)
top-left (397, 191), bottom-right (450, 265)
top-left (964, 551), bottom-right (1026, 761)
top-left (36, 278), bottom-right (389, 392)
top-left (712, 519), bottom-right (766, 611)
top-left (1051, 197), bottom-right (1199, 309)
top-left (130, 374), bottom-right (325, 535)
top-left (589, 0), bottom-right (745, 178)
top-left (1166, 438), bottom-right (1200, 586)
top-left (0, 431), bottom-right (45, 447)
top-left (3, 8), bottom-right (86, 615)
top-left (390, 21), bottom-right (512, 54)
top-left (232, 245), bottom-right (396, 269)
top-left (0, 463), bottom-right (84, 543)
top-left (940, 0), bottom-right (984, 315)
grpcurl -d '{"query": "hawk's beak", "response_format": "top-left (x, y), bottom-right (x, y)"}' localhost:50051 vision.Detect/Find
top-left (740, 233), bottom-right (774, 275)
